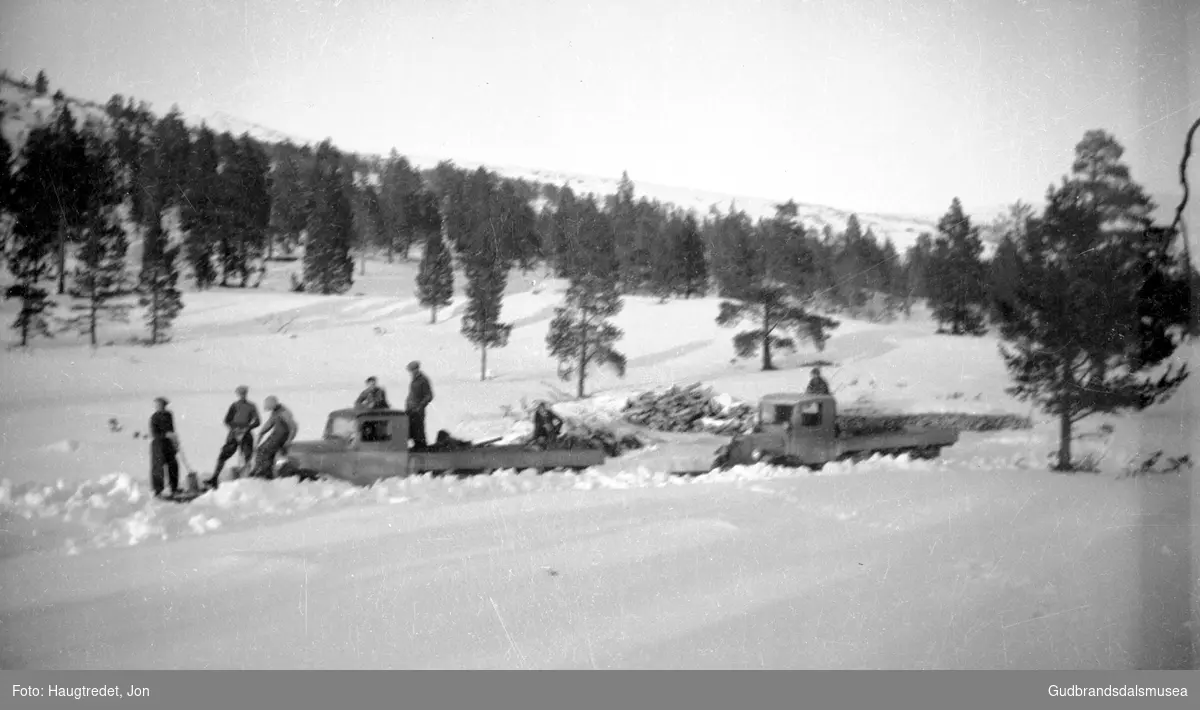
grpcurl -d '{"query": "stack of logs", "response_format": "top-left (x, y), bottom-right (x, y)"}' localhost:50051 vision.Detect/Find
top-left (623, 384), bottom-right (755, 435)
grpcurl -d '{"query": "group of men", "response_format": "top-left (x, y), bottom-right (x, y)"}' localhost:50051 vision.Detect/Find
top-left (147, 389), bottom-right (297, 498)
top-left (354, 361), bottom-right (434, 449)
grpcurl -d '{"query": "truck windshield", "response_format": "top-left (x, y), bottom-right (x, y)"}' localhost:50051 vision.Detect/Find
top-left (326, 415), bottom-right (358, 441)
top-left (766, 404), bottom-right (793, 425)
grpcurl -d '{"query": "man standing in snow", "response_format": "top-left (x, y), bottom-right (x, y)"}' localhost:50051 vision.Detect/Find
top-left (246, 395), bottom-right (298, 479)
top-left (210, 385), bottom-right (261, 487)
top-left (149, 396), bottom-right (181, 498)
top-left (405, 361), bottom-right (433, 451)
top-left (806, 367), bottom-right (831, 395)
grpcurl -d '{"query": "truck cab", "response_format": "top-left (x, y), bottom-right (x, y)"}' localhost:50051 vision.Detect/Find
top-left (282, 408), bottom-right (413, 483)
top-left (745, 393), bottom-right (840, 466)
top-left (716, 391), bottom-right (958, 469)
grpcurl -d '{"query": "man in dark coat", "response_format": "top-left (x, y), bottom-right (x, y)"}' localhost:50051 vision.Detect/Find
top-left (149, 396), bottom-right (181, 497)
top-left (806, 367), bottom-right (831, 395)
top-left (405, 361), bottom-right (433, 450)
top-left (247, 395), bottom-right (298, 479)
top-left (531, 401), bottom-right (564, 449)
top-left (210, 385), bottom-right (261, 487)
top-left (356, 376), bottom-right (390, 410)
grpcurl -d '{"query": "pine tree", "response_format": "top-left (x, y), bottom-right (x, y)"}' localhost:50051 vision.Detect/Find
top-left (34, 70), bottom-right (48, 96)
top-left (415, 228), bottom-right (453, 323)
top-left (66, 123), bottom-right (131, 346)
top-left (545, 201), bottom-right (626, 398)
top-left (925, 198), bottom-right (988, 334)
top-left (995, 132), bottom-right (1190, 471)
top-left (713, 206), bottom-right (837, 368)
top-left (137, 216), bottom-right (184, 345)
top-left (459, 169), bottom-right (512, 380)
top-left (302, 141), bottom-right (355, 294)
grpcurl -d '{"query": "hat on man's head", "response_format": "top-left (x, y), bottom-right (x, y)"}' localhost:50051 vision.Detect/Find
top-left (407, 361), bottom-right (420, 372)
top-left (235, 385), bottom-right (249, 396)
top-left (154, 396), bottom-right (169, 405)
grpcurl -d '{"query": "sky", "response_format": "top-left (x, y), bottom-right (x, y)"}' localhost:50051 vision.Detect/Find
top-left (1, 0), bottom-right (1198, 220)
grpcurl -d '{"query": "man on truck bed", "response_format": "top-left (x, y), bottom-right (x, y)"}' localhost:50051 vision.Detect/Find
top-left (246, 395), bottom-right (298, 479)
top-left (531, 401), bottom-right (564, 450)
top-left (209, 385), bottom-right (261, 488)
top-left (406, 361), bottom-right (433, 451)
top-left (356, 376), bottom-right (390, 442)
top-left (806, 367), bottom-right (831, 395)
top-left (356, 376), bottom-right (390, 410)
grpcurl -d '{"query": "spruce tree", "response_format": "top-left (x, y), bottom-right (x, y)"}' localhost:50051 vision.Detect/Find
top-left (267, 141), bottom-right (313, 257)
top-left (673, 212), bottom-right (709, 298)
top-left (925, 198), bottom-right (988, 334)
top-left (902, 232), bottom-right (934, 315)
top-left (138, 216), bottom-right (183, 345)
top-left (34, 70), bottom-right (48, 96)
top-left (0, 130), bottom-right (12, 216)
top-left (459, 169), bottom-right (512, 380)
top-left (155, 106), bottom-right (192, 209)
top-left (415, 228), bottom-right (453, 323)
top-left (181, 125), bottom-right (220, 288)
top-left (302, 141), bottom-right (355, 294)
top-left (6, 121), bottom-right (67, 345)
top-left (44, 104), bottom-right (88, 295)
top-left (545, 200), bottom-right (626, 398)
top-left (995, 131), bottom-right (1191, 471)
top-left (66, 124), bottom-right (131, 346)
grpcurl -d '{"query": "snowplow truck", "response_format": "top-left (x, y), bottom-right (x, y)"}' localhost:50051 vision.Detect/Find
top-left (712, 393), bottom-right (959, 469)
top-left (275, 408), bottom-right (606, 484)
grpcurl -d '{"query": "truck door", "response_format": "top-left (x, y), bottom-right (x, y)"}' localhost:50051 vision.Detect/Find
top-left (353, 416), bottom-right (407, 482)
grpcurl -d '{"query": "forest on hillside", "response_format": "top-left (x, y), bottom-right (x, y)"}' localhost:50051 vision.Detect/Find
top-left (1, 70), bottom-right (1197, 468)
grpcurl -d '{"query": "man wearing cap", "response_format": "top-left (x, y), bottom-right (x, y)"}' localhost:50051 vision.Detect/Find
top-left (246, 396), bottom-right (298, 478)
top-left (405, 361), bottom-right (433, 451)
top-left (149, 396), bottom-right (181, 497)
top-left (210, 385), bottom-right (261, 488)
top-left (806, 367), bottom-right (831, 395)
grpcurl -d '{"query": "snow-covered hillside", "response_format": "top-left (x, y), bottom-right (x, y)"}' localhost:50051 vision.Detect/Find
top-left (1, 78), bottom-right (941, 252)
top-left (0, 255), bottom-right (1195, 669)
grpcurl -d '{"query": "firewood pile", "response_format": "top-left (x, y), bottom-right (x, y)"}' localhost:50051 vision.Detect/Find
top-left (622, 384), bottom-right (756, 435)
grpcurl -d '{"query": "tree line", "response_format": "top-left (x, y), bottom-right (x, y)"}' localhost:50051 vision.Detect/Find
top-left (2, 73), bottom-right (1195, 470)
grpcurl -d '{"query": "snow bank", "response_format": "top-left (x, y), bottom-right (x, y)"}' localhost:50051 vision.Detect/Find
top-left (1, 452), bottom-right (951, 555)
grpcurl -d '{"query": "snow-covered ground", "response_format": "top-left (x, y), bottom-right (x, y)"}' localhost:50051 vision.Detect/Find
top-left (0, 259), bottom-right (1196, 669)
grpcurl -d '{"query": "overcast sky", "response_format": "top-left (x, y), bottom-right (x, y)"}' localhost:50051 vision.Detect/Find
top-left (2, 0), bottom-right (1197, 219)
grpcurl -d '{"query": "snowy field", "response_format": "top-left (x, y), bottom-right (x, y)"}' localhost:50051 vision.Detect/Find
top-left (0, 258), bottom-right (1196, 669)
